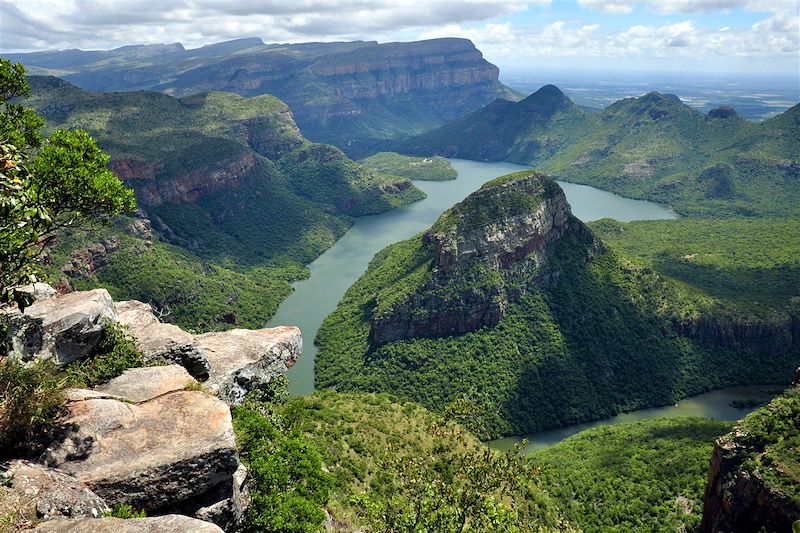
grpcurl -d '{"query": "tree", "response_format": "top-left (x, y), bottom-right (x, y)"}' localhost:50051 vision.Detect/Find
top-left (0, 59), bottom-right (135, 309)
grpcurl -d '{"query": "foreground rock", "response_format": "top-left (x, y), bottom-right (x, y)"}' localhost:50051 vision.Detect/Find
top-left (43, 366), bottom-right (241, 525)
top-left (196, 326), bottom-right (302, 405)
top-left (115, 300), bottom-right (209, 379)
top-left (32, 515), bottom-right (224, 532)
top-left (3, 289), bottom-right (117, 366)
top-left (0, 461), bottom-right (109, 521)
top-left (700, 382), bottom-right (800, 532)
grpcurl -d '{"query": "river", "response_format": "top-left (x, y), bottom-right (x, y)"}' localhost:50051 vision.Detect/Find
top-left (267, 159), bottom-right (677, 396)
top-left (489, 385), bottom-right (781, 454)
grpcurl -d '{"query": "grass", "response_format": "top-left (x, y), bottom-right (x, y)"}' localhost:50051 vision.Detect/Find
top-left (359, 152), bottom-right (457, 181)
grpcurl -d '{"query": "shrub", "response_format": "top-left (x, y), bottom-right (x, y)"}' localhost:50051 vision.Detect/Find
top-left (64, 322), bottom-right (145, 388)
top-left (0, 357), bottom-right (65, 458)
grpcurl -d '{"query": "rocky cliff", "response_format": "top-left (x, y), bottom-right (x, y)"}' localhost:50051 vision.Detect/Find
top-left (111, 151), bottom-right (257, 207)
top-left (369, 171), bottom-right (600, 346)
top-left (12, 39), bottom-right (516, 155)
top-left (700, 374), bottom-right (800, 532)
top-left (1, 285), bottom-right (303, 531)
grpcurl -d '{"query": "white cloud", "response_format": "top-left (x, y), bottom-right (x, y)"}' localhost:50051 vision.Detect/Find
top-left (576, 0), bottom-right (798, 15)
top-left (577, 0), bottom-right (634, 15)
top-left (418, 9), bottom-right (798, 71)
top-left (0, 0), bottom-right (549, 51)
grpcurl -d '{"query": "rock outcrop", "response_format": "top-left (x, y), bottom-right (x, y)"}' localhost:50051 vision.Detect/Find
top-left (369, 171), bottom-right (600, 346)
top-left (115, 300), bottom-right (209, 379)
top-left (0, 285), bottom-right (306, 531)
top-left (197, 326), bottom-right (301, 406)
top-left (700, 383), bottom-right (800, 532)
top-left (43, 365), bottom-right (242, 525)
top-left (61, 237), bottom-right (121, 279)
top-left (1, 461), bottom-right (110, 521)
top-left (3, 289), bottom-right (117, 366)
top-left (32, 515), bottom-right (224, 532)
top-left (115, 150), bottom-right (257, 207)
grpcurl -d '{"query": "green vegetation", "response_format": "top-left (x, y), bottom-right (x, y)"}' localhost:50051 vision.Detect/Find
top-left (360, 152), bottom-right (458, 181)
top-left (0, 320), bottom-right (151, 460)
top-left (589, 217), bottom-right (800, 309)
top-left (235, 388), bottom-right (571, 532)
top-left (64, 323), bottom-right (146, 389)
top-left (8, 39), bottom-right (516, 157)
top-left (0, 357), bottom-right (65, 459)
top-left (734, 384), bottom-right (800, 503)
top-left (0, 61), bottom-right (135, 310)
top-left (104, 504), bottom-right (146, 519)
top-left (399, 86), bottom-right (800, 217)
top-left (23, 75), bottom-right (424, 331)
top-left (233, 385), bottom-right (333, 533)
top-left (534, 417), bottom-right (732, 532)
top-left (316, 174), bottom-right (799, 439)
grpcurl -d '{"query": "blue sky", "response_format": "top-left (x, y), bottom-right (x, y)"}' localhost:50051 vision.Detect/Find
top-left (2, 0), bottom-right (798, 76)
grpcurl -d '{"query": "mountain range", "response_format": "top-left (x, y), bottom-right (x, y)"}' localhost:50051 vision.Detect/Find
top-left (397, 85), bottom-right (800, 217)
top-left (7, 38), bottom-right (517, 157)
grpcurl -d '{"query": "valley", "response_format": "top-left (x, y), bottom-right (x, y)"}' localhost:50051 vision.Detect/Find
top-left (268, 158), bottom-right (677, 396)
top-left (1, 17), bottom-right (799, 531)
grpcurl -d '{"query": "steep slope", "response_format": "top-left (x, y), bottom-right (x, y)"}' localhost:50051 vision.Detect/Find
top-left (535, 417), bottom-right (733, 532)
top-left (701, 379), bottom-right (800, 532)
top-left (315, 171), bottom-right (799, 438)
top-left (257, 391), bottom-right (573, 532)
top-left (7, 38), bottom-right (517, 156)
top-left (24, 76), bottom-right (424, 330)
top-left (398, 87), bottom-right (800, 217)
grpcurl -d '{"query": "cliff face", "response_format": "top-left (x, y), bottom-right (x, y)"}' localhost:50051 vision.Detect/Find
top-left (307, 40), bottom-right (500, 99)
top-left (700, 377), bottom-right (800, 533)
top-left (369, 172), bottom-right (600, 346)
top-left (111, 152), bottom-right (257, 207)
top-left (12, 39), bottom-right (515, 154)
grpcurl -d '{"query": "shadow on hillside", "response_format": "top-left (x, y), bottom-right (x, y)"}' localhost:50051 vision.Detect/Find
top-left (649, 251), bottom-right (800, 307)
top-left (501, 236), bottom-right (799, 438)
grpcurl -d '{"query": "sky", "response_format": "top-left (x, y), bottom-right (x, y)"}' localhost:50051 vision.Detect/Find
top-left (2, 0), bottom-right (799, 76)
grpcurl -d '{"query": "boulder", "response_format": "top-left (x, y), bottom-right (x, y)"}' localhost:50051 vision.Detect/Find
top-left (42, 366), bottom-right (239, 515)
top-left (196, 326), bottom-right (301, 405)
top-left (16, 282), bottom-right (58, 303)
top-left (115, 300), bottom-right (209, 379)
top-left (94, 365), bottom-right (196, 403)
top-left (32, 515), bottom-right (224, 532)
top-left (180, 463), bottom-right (250, 531)
top-left (4, 289), bottom-right (117, 366)
top-left (1, 460), bottom-right (109, 521)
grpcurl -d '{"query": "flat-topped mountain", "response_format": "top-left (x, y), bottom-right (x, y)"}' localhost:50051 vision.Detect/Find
top-left (315, 171), bottom-right (799, 438)
top-left (7, 38), bottom-right (517, 156)
top-left (398, 86), bottom-right (800, 217)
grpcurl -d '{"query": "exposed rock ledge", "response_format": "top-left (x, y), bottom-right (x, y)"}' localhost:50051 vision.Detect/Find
top-left (3, 288), bottom-right (302, 404)
top-left (1, 285), bottom-right (303, 531)
top-left (33, 515), bottom-right (224, 532)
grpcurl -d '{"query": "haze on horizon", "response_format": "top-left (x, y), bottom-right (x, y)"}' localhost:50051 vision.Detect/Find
top-left (2, 0), bottom-right (798, 78)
